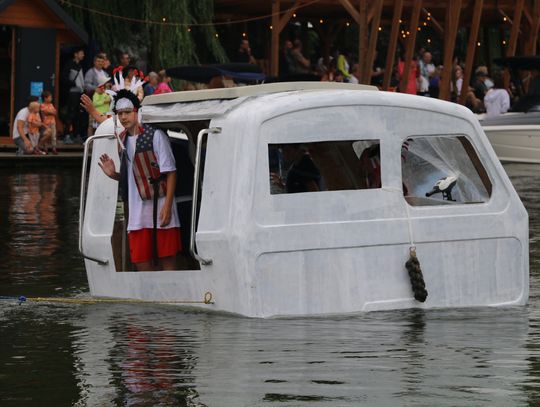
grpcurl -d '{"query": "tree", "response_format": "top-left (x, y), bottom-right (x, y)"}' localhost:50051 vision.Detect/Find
top-left (61, 0), bottom-right (227, 69)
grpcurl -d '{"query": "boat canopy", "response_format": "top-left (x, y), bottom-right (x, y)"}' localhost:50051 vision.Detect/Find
top-left (141, 82), bottom-right (376, 123)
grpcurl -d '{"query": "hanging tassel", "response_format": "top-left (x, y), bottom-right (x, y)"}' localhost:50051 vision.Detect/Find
top-left (405, 247), bottom-right (428, 302)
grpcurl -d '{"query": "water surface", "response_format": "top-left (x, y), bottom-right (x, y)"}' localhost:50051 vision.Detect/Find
top-left (1, 165), bottom-right (539, 406)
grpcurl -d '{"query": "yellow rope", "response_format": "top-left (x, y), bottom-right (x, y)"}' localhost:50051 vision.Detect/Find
top-left (24, 292), bottom-right (214, 305)
top-left (59, 0), bottom-right (322, 27)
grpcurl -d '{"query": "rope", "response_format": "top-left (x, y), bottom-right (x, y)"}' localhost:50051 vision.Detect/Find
top-left (0, 292), bottom-right (214, 306)
top-left (382, 186), bottom-right (427, 302)
top-left (59, 0), bottom-right (322, 27)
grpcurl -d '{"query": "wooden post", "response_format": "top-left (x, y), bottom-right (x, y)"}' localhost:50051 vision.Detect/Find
top-left (504, 0), bottom-right (524, 88)
top-left (363, 0), bottom-right (383, 84)
top-left (507, 0), bottom-right (524, 57)
top-left (439, 0), bottom-right (462, 101)
top-left (382, 0), bottom-right (403, 90)
top-left (9, 27), bottom-right (15, 136)
top-left (526, 0), bottom-right (540, 54)
top-left (270, 0), bottom-right (280, 76)
top-left (459, 0), bottom-right (483, 105)
top-left (358, 0), bottom-right (368, 82)
top-left (338, 0), bottom-right (365, 78)
top-left (400, 0), bottom-right (422, 93)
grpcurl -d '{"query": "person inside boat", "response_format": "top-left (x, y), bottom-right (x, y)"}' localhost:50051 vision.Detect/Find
top-left (271, 144), bottom-right (322, 193)
top-left (97, 89), bottom-right (181, 271)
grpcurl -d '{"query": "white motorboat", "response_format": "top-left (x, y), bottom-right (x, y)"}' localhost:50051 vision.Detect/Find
top-left (79, 82), bottom-right (528, 317)
top-left (478, 56), bottom-right (540, 163)
top-left (478, 111), bottom-right (540, 163)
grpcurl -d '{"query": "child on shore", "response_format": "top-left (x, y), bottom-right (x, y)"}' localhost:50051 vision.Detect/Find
top-left (91, 78), bottom-right (111, 132)
top-left (40, 91), bottom-right (58, 155)
top-left (27, 101), bottom-right (46, 155)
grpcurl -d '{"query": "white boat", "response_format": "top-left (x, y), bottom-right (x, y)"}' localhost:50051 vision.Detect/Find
top-left (478, 111), bottom-right (540, 163)
top-left (478, 56), bottom-right (540, 163)
top-left (80, 82), bottom-right (528, 317)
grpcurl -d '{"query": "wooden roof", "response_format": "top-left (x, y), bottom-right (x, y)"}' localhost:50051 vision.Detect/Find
top-left (0, 0), bottom-right (87, 42)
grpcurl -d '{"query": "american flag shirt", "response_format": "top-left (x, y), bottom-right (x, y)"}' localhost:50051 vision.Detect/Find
top-left (120, 124), bottom-right (166, 200)
top-left (121, 125), bottom-right (180, 231)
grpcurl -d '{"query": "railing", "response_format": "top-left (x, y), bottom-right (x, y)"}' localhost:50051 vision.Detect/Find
top-left (79, 133), bottom-right (117, 266)
top-left (190, 127), bottom-right (221, 266)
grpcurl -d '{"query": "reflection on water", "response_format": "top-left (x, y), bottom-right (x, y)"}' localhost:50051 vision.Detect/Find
top-left (0, 165), bottom-right (540, 406)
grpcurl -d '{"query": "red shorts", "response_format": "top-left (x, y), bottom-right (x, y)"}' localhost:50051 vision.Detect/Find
top-left (128, 228), bottom-right (181, 264)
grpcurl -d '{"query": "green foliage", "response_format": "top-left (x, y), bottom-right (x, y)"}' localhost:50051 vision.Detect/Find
top-left (60, 0), bottom-right (228, 69)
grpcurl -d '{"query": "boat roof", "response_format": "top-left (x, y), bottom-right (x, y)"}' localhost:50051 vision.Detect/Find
top-left (141, 82), bottom-right (377, 123)
top-left (142, 82), bottom-right (376, 105)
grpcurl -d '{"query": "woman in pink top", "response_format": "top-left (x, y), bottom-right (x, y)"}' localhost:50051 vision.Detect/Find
top-left (153, 70), bottom-right (173, 95)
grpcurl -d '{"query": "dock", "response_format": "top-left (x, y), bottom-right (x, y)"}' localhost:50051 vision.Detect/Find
top-left (0, 142), bottom-right (85, 167)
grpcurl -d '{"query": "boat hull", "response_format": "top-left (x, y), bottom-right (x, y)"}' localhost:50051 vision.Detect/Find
top-left (483, 125), bottom-right (540, 163)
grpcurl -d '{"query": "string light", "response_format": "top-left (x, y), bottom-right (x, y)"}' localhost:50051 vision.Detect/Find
top-left (427, 17), bottom-right (431, 21)
top-left (399, 19), bottom-right (402, 23)
top-left (502, 40), bottom-right (506, 45)
top-left (187, 27), bottom-right (191, 32)
top-left (293, 13), bottom-right (296, 18)
top-left (503, 16), bottom-right (507, 21)
top-left (406, 31), bottom-right (410, 35)
top-left (319, 19), bottom-right (324, 23)
top-left (242, 32), bottom-right (246, 37)
top-left (423, 21), bottom-right (427, 26)
top-left (417, 27), bottom-right (421, 31)
top-left (270, 25), bottom-right (273, 30)
top-left (215, 33), bottom-right (219, 38)
top-left (162, 17), bottom-right (166, 22)
top-left (378, 26), bottom-right (382, 31)
top-left (427, 38), bottom-right (431, 43)
top-left (346, 22), bottom-right (350, 27)
top-left (477, 41), bottom-right (481, 46)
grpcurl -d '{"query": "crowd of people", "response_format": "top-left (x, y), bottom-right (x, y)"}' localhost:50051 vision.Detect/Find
top-left (12, 47), bottom-right (174, 156)
top-left (13, 38), bottom-right (539, 156)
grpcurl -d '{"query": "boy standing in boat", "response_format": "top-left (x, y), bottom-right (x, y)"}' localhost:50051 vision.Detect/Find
top-left (97, 89), bottom-right (180, 271)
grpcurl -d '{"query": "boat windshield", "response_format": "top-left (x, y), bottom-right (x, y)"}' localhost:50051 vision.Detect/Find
top-left (402, 135), bottom-right (492, 206)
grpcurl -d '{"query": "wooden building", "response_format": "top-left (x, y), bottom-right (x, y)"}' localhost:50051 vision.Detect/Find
top-left (215, 0), bottom-right (540, 102)
top-left (0, 0), bottom-right (87, 140)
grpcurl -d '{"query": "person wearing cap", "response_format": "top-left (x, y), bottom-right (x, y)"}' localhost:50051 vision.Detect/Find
top-left (97, 89), bottom-right (181, 271)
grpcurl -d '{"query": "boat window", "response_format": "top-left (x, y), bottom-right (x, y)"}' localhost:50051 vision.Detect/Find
top-left (268, 140), bottom-right (381, 194)
top-left (401, 136), bottom-right (492, 206)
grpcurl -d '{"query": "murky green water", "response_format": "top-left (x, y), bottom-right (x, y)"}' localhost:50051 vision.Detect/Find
top-left (1, 165), bottom-right (540, 406)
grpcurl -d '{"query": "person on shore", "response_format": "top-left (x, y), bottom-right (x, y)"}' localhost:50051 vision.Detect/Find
top-left (154, 70), bottom-right (173, 94)
top-left (12, 97), bottom-right (36, 155)
top-left (40, 91), bottom-right (58, 155)
top-left (61, 46), bottom-right (85, 144)
top-left (397, 55), bottom-right (418, 95)
top-left (91, 77), bottom-right (111, 132)
top-left (118, 52), bottom-right (130, 68)
top-left (84, 54), bottom-right (109, 95)
top-left (417, 51), bottom-right (435, 96)
top-left (97, 90), bottom-right (180, 271)
top-left (27, 101), bottom-right (46, 154)
top-left (235, 39), bottom-right (256, 64)
top-left (484, 73), bottom-right (510, 118)
top-left (289, 40), bottom-right (311, 74)
top-left (123, 65), bottom-right (144, 101)
top-left (143, 72), bottom-right (159, 96)
top-left (336, 49), bottom-right (352, 82)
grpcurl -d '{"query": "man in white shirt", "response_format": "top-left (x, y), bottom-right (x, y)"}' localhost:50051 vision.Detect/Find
top-left (417, 51), bottom-right (435, 96)
top-left (12, 97), bottom-right (51, 155)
